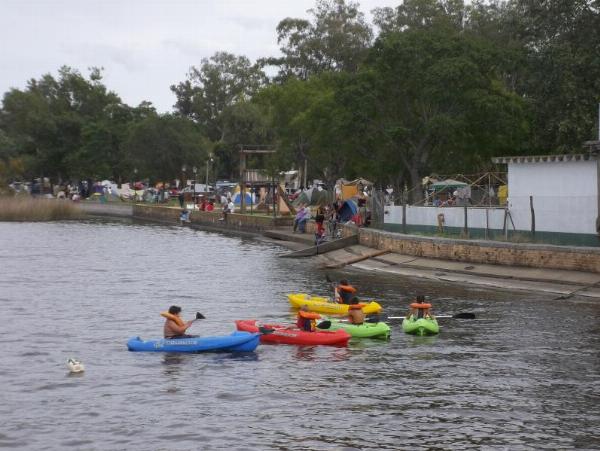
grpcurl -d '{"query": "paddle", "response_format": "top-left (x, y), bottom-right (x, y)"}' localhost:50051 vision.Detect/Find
top-left (195, 312), bottom-right (205, 320)
top-left (316, 320), bottom-right (332, 329)
top-left (385, 312), bottom-right (476, 320)
top-left (258, 326), bottom-right (275, 335)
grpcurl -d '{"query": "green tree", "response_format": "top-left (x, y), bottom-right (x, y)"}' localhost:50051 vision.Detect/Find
top-left (267, 0), bottom-right (373, 80)
top-left (123, 114), bottom-right (209, 182)
top-left (0, 66), bottom-right (123, 180)
top-left (342, 27), bottom-right (527, 200)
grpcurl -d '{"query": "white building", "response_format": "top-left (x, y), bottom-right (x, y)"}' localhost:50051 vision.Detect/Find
top-left (383, 152), bottom-right (600, 246)
top-left (492, 153), bottom-right (599, 237)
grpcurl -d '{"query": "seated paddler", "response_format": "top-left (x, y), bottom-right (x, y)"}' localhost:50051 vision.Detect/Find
top-left (407, 295), bottom-right (433, 319)
top-left (347, 297), bottom-right (365, 325)
top-left (162, 305), bottom-right (202, 339)
top-left (297, 305), bottom-right (321, 332)
top-left (335, 279), bottom-right (357, 304)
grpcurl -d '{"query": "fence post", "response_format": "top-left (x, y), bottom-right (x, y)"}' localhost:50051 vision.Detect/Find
top-left (485, 208), bottom-right (489, 240)
top-left (402, 203), bottom-right (407, 234)
top-left (530, 195), bottom-right (535, 238)
top-left (463, 205), bottom-right (468, 237)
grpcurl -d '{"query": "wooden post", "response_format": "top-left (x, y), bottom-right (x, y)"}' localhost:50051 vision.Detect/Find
top-left (503, 207), bottom-right (508, 240)
top-left (485, 208), bottom-right (489, 240)
top-left (530, 195), bottom-right (535, 238)
top-left (463, 205), bottom-right (468, 237)
top-left (239, 150), bottom-right (246, 213)
top-left (402, 202), bottom-right (407, 234)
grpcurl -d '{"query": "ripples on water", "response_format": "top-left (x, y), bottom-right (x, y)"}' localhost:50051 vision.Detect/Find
top-left (0, 220), bottom-right (599, 450)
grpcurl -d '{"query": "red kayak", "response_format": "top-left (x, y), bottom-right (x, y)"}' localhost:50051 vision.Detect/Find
top-left (235, 320), bottom-right (350, 346)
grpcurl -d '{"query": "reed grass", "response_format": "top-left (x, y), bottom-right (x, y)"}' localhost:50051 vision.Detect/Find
top-left (0, 196), bottom-right (86, 221)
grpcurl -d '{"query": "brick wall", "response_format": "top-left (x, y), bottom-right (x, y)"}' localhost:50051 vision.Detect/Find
top-left (358, 227), bottom-right (600, 273)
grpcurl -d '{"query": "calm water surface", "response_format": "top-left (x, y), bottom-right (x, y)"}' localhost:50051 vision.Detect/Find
top-left (0, 220), bottom-right (599, 450)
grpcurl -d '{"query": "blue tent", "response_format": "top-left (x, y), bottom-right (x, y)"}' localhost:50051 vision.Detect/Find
top-left (231, 191), bottom-right (254, 205)
top-left (338, 200), bottom-right (358, 222)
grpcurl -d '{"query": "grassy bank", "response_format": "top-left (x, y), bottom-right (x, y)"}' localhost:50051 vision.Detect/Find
top-left (0, 197), bottom-right (85, 221)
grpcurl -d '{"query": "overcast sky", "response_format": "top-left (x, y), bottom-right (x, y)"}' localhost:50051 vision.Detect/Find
top-left (1, 0), bottom-right (398, 112)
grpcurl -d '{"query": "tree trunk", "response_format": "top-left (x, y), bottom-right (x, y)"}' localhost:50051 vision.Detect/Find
top-left (408, 166), bottom-right (423, 204)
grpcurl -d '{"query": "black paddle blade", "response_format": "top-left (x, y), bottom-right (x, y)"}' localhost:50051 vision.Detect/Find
top-left (316, 320), bottom-right (331, 329)
top-left (325, 274), bottom-right (333, 283)
top-left (453, 312), bottom-right (476, 319)
top-left (196, 312), bottom-right (205, 320)
top-left (258, 326), bottom-right (274, 335)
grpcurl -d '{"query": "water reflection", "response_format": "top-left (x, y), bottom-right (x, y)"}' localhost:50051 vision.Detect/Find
top-left (1, 220), bottom-right (599, 450)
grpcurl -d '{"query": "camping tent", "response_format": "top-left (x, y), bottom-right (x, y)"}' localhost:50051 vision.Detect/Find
top-left (293, 187), bottom-right (329, 206)
top-left (231, 191), bottom-right (254, 205)
top-left (338, 199), bottom-right (358, 222)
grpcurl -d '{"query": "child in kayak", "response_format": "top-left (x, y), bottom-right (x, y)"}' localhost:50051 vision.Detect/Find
top-left (297, 305), bottom-right (321, 332)
top-left (335, 279), bottom-right (357, 304)
top-left (162, 305), bottom-right (203, 338)
top-left (407, 295), bottom-right (433, 319)
top-left (347, 297), bottom-right (365, 325)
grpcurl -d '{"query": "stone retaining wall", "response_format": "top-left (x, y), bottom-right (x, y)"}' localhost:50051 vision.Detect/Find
top-left (358, 227), bottom-right (600, 273)
top-left (133, 205), bottom-right (293, 232)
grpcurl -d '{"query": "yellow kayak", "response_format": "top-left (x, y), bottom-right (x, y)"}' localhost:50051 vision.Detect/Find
top-left (287, 293), bottom-right (383, 315)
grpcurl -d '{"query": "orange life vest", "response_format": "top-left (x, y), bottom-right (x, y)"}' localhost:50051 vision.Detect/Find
top-left (161, 311), bottom-right (185, 327)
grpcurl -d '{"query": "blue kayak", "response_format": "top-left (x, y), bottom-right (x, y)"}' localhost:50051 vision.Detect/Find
top-left (127, 331), bottom-right (260, 353)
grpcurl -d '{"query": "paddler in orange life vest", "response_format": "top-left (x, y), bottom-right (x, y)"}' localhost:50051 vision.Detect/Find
top-left (407, 295), bottom-right (433, 319)
top-left (335, 279), bottom-right (357, 304)
top-left (297, 305), bottom-right (321, 332)
top-left (162, 305), bottom-right (200, 338)
top-left (347, 297), bottom-right (365, 325)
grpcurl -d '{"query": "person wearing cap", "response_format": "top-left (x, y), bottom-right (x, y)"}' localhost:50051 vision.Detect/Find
top-left (161, 305), bottom-right (201, 339)
top-left (335, 279), bottom-right (357, 304)
top-left (347, 297), bottom-right (365, 325)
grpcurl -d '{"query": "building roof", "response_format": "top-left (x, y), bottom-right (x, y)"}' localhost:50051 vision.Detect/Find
top-left (492, 153), bottom-right (598, 164)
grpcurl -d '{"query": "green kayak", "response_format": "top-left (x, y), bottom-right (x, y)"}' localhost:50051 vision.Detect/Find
top-left (402, 316), bottom-right (439, 336)
top-left (326, 319), bottom-right (391, 339)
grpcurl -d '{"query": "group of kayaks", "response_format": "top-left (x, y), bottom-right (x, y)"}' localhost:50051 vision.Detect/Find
top-left (127, 292), bottom-right (439, 353)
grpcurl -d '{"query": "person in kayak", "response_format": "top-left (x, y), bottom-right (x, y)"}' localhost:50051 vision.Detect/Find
top-left (347, 298), bottom-right (365, 325)
top-left (162, 306), bottom-right (201, 339)
top-left (335, 279), bottom-right (357, 304)
top-left (297, 305), bottom-right (321, 332)
top-left (407, 296), bottom-right (433, 319)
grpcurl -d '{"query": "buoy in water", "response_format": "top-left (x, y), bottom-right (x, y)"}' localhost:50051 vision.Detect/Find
top-left (67, 358), bottom-right (85, 373)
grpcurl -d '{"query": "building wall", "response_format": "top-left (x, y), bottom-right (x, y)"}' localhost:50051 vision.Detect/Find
top-left (385, 205), bottom-right (506, 230)
top-left (507, 160), bottom-right (598, 234)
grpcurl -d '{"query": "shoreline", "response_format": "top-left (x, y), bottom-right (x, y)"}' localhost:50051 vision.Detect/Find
top-left (80, 201), bottom-right (600, 299)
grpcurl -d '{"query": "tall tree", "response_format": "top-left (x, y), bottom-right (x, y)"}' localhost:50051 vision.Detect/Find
top-left (267, 0), bottom-right (373, 80)
top-left (342, 27), bottom-right (527, 201)
top-left (171, 52), bottom-right (266, 142)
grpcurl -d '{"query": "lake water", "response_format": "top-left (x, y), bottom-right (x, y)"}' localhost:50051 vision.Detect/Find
top-left (0, 219), bottom-right (599, 450)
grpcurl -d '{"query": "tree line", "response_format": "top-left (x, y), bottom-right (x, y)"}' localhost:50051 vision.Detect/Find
top-left (1, 0), bottom-right (599, 200)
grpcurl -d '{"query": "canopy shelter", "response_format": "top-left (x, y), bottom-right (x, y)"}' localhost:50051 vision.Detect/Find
top-left (429, 179), bottom-right (468, 192)
top-left (338, 178), bottom-right (373, 200)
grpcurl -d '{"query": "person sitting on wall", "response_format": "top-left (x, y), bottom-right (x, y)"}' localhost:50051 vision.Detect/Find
top-left (180, 209), bottom-right (191, 224)
top-left (205, 201), bottom-right (214, 212)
